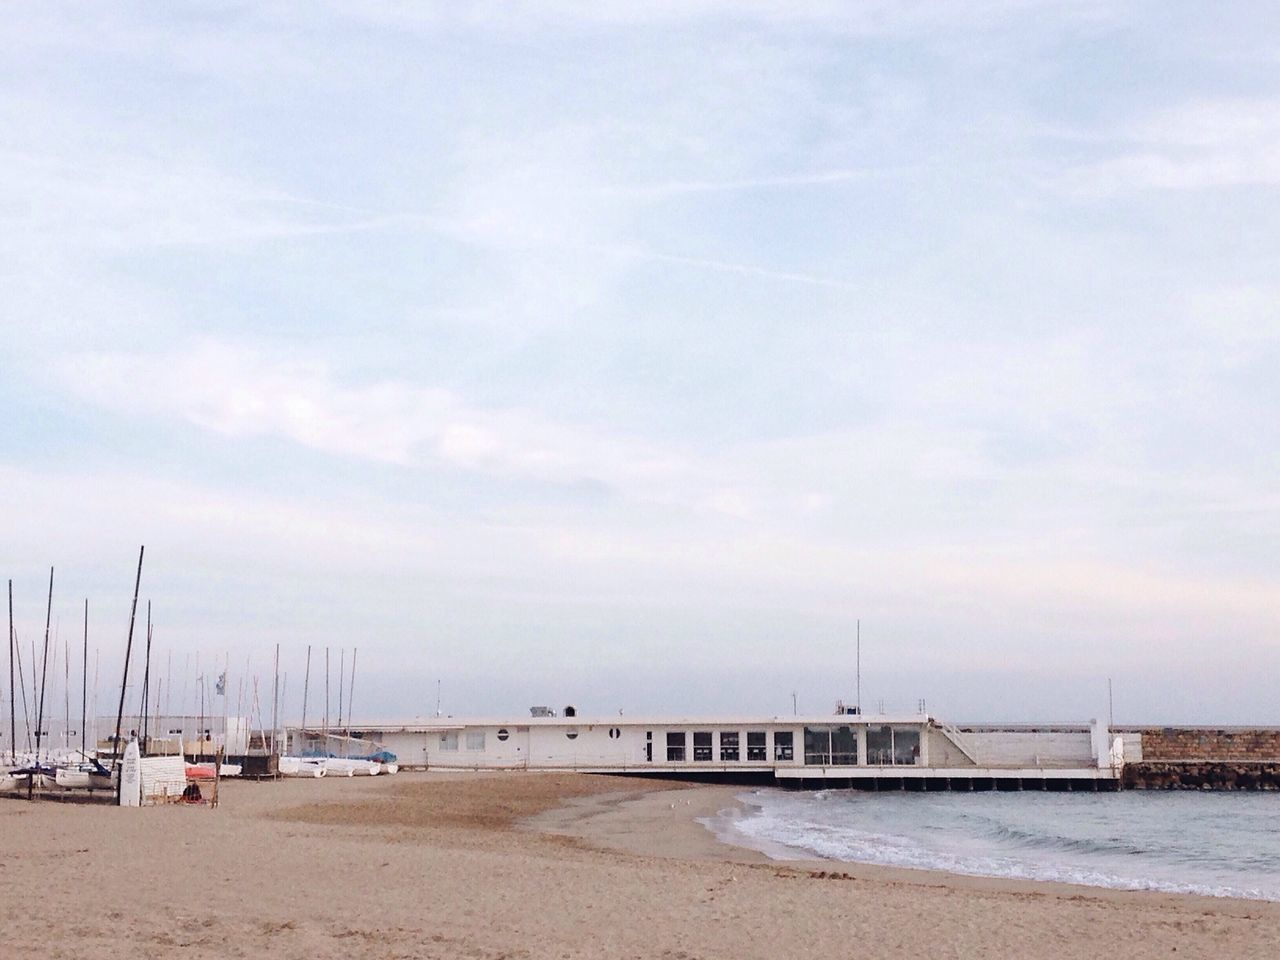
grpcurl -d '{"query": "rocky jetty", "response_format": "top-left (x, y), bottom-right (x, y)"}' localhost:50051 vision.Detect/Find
top-left (1123, 761), bottom-right (1280, 790)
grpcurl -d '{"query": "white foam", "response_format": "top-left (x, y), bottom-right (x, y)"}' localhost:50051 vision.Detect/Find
top-left (707, 790), bottom-right (1280, 902)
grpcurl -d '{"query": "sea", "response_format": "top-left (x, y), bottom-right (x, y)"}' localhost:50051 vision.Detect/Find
top-left (705, 788), bottom-right (1280, 901)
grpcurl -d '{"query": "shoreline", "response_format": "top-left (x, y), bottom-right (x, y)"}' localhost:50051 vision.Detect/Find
top-left (526, 780), bottom-right (1280, 914)
top-left (3, 770), bottom-right (1277, 958)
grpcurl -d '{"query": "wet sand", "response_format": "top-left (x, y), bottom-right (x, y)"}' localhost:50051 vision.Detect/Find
top-left (2, 771), bottom-right (1277, 959)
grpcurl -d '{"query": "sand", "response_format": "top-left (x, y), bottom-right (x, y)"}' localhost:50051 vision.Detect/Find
top-left (2, 771), bottom-right (1278, 959)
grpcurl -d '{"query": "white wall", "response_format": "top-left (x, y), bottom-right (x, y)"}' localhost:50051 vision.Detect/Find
top-left (967, 730), bottom-right (1094, 768)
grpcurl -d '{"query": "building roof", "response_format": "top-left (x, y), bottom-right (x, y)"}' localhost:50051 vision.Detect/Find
top-left (294, 712), bottom-right (934, 733)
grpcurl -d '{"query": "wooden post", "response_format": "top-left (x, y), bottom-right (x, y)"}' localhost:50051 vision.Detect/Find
top-left (211, 745), bottom-right (223, 808)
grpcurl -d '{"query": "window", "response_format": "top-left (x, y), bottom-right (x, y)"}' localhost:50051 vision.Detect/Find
top-left (608, 727), bottom-right (621, 739)
top-left (693, 731), bottom-right (713, 761)
top-left (867, 726), bottom-right (919, 765)
top-left (894, 728), bottom-right (921, 765)
top-left (747, 731), bottom-right (767, 762)
top-left (719, 731), bottom-right (740, 762)
top-left (465, 731), bottom-right (486, 751)
top-left (804, 727), bottom-right (830, 765)
top-left (497, 728), bottom-right (510, 741)
top-left (666, 731), bottom-right (686, 762)
top-left (440, 732), bottom-right (459, 751)
top-left (867, 726), bottom-right (891, 764)
top-left (831, 725), bottom-right (857, 765)
top-left (566, 728), bottom-right (579, 740)
top-left (774, 730), bottom-right (794, 761)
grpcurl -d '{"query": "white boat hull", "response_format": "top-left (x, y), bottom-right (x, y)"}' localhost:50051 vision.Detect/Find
top-left (278, 756), bottom-right (326, 778)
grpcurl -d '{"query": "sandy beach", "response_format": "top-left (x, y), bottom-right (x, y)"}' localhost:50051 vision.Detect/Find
top-left (2, 772), bottom-right (1277, 959)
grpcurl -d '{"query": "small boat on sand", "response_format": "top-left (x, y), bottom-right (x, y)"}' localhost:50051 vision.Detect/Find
top-left (323, 757), bottom-right (380, 776)
top-left (278, 756), bottom-right (327, 778)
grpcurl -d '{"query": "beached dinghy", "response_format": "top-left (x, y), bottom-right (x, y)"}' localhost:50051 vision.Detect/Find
top-left (185, 761), bottom-right (243, 779)
top-left (278, 756), bottom-right (326, 778)
top-left (324, 757), bottom-right (380, 776)
top-left (54, 763), bottom-right (114, 791)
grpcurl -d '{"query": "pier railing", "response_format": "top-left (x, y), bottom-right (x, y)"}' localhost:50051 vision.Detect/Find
top-left (939, 722), bottom-right (980, 765)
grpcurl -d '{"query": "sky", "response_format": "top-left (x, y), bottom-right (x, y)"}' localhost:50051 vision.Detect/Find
top-left (1, 2), bottom-right (1277, 728)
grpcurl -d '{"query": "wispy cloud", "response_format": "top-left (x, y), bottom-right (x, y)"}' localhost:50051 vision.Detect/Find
top-left (1067, 98), bottom-right (1280, 194)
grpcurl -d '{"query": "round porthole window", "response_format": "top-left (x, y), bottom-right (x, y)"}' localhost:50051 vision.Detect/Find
top-left (608, 727), bottom-right (621, 739)
top-left (566, 728), bottom-right (579, 740)
top-left (497, 728), bottom-right (509, 741)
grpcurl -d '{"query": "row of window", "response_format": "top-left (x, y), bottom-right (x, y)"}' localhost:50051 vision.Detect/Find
top-left (803, 726), bottom-right (922, 766)
top-left (664, 730), bottom-right (790, 762)
top-left (440, 731), bottom-right (488, 751)
top-left (438, 726), bottom-right (922, 766)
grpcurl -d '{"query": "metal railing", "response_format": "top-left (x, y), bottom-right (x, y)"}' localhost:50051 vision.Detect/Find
top-left (939, 722), bottom-right (980, 765)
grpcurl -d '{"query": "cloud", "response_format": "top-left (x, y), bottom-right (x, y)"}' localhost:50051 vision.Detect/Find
top-left (56, 341), bottom-right (704, 498)
top-left (1067, 99), bottom-right (1280, 194)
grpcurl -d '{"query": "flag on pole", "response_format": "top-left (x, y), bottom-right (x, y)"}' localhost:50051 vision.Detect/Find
top-left (215, 671), bottom-right (226, 697)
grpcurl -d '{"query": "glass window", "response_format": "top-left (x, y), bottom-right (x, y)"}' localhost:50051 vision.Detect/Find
top-left (774, 730), bottom-right (794, 761)
top-left (719, 731), bottom-right (740, 762)
top-left (693, 731), bottom-right (713, 761)
top-left (867, 726), bottom-right (893, 764)
top-left (666, 731), bottom-right (686, 762)
top-left (465, 731), bottom-right (485, 751)
top-left (496, 728), bottom-right (510, 741)
top-left (804, 727), bottom-right (831, 765)
top-left (746, 731), bottom-right (767, 762)
top-left (831, 725), bottom-right (857, 765)
top-left (894, 728), bottom-right (921, 765)
top-left (440, 732), bottom-right (459, 751)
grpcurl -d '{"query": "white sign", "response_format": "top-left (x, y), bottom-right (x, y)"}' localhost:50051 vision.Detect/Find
top-left (119, 739), bottom-right (142, 807)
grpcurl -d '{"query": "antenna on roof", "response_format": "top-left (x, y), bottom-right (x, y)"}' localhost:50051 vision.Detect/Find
top-left (856, 619), bottom-right (861, 715)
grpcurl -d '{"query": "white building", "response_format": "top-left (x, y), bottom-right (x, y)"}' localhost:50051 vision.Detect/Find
top-left (290, 706), bottom-right (1137, 790)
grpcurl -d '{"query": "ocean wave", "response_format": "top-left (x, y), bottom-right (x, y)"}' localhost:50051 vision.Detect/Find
top-left (713, 790), bottom-right (1280, 902)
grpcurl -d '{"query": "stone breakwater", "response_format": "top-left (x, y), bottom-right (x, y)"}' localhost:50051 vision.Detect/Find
top-left (1132, 727), bottom-right (1280, 763)
top-left (1123, 762), bottom-right (1280, 791)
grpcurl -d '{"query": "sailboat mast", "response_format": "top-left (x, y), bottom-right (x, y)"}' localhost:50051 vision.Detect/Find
top-left (346, 647), bottom-right (357, 740)
top-left (271, 643), bottom-right (280, 758)
top-left (81, 599), bottom-right (88, 756)
top-left (15, 632), bottom-right (32, 752)
top-left (140, 602), bottom-right (153, 749)
top-left (35, 566), bottom-right (53, 762)
top-left (113, 546), bottom-right (145, 803)
top-left (7, 580), bottom-right (14, 762)
top-left (63, 621), bottom-right (70, 750)
top-left (301, 644), bottom-right (311, 736)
